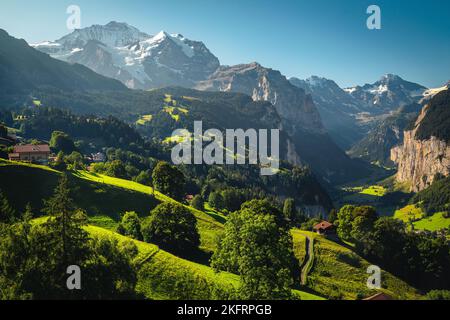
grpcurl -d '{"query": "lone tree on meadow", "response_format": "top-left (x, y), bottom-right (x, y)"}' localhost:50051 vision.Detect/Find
top-left (141, 202), bottom-right (200, 254)
top-left (191, 195), bottom-right (204, 211)
top-left (151, 161), bottom-right (185, 200)
top-left (117, 211), bottom-right (143, 241)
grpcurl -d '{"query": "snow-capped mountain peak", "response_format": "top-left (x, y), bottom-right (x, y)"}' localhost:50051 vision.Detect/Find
top-left (57, 21), bottom-right (149, 48)
top-left (381, 73), bottom-right (401, 81)
top-left (153, 30), bottom-right (169, 41)
top-left (32, 22), bottom-right (220, 89)
top-left (345, 74), bottom-right (428, 111)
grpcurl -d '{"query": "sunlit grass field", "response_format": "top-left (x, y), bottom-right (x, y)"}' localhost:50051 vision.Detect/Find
top-left (86, 225), bottom-right (323, 300)
top-left (394, 204), bottom-right (425, 222)
top-left (136, 114), bottom-right (153, 125)
top-left (413, 212), bottom-right (450, 232)
top-left (1, 160), bottom-right (424, 300)
top-left (294, 230), bottom-right (421, 300)
top-left (74, 170), bottom-right (225, 252)
top-left (359, 185), bottom-right (388, 197)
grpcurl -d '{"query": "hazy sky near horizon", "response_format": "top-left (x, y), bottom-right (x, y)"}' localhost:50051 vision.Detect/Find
top-left (1, 0), bottom-right (449, 88)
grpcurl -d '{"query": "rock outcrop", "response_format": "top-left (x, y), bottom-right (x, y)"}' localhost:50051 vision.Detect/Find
top-left (391, 103), bottom-right (450, 192)
top-left (196, 63), bottom-right (325, 134)
top-left (197, 63), bottom-right (370, 183)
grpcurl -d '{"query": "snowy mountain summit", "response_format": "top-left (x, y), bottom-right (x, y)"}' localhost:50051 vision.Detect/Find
top-left (344, 74), bottom-right (427, 112)
top-left (32, 22), bottom-right (220, 89)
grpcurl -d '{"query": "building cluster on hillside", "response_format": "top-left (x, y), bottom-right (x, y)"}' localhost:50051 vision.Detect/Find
top-left (85, 152), bottom-right (106, 163)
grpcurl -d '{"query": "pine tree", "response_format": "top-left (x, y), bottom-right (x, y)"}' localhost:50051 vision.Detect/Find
top-left (43, 173), bottom-right (89, 266)
top-left (0, 189), bottom-right (15, 223)
top-left (283, 198), bottom-right (295, 221)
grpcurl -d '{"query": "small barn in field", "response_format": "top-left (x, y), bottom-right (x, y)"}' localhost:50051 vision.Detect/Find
top-left (313, 221), bottom-right (336, 236)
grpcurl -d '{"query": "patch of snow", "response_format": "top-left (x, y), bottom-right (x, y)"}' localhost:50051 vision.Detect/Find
top-left (344, 87), bottom-right (357, 94)
top-left (169, 33), bottom-right (195, 58)
top-left (31, 41), bottom-right (61, 47)
top-left (422, 85), bottom-right (447, 97)
top-left (369, 84), bottom-right (388, 94)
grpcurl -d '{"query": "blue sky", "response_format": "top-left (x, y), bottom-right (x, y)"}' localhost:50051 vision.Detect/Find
top-left (1, 0), bottom-right (449, 88)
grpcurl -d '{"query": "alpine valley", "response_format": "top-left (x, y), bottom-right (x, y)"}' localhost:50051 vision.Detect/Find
top-left (0, 20), bottom-right (449, 301)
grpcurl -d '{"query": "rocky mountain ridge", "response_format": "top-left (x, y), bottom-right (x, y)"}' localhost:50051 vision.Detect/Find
top-left (345, 74), bottom-right (427, 113)
top-left (391, 90), bottom-right (450, 192)
top-left (33, 22), bottom-right (220, 89)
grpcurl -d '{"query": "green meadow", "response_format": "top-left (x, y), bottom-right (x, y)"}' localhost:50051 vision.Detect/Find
top-left (292, 230), bottom-right (421, 300)
top-left (136, 114), bottom-right (153, 125)
top-left (413, 212), bottom-right (450, 232)
top-left (394, 204), bottom-right (425, 222)
top-left (0, 160), bottom-right (423, 300)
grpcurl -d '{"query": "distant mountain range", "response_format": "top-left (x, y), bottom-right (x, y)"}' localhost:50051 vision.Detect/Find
top-left (32, 22), bottom-right (220, 89)
top-left (0, 25), bottom-right (373, 184)
top-left (5, 22), bottom-right (448, 183)
top-left (344, 74), bottom-right (427, 112)
top-left (289, 76), bottom-right (368, 149)
top-left (29, 23), bottom-right (377, 179)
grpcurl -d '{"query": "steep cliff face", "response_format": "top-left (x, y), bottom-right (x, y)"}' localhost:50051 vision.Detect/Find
top-left (196, 63), bottom-right (325, 134)
top-left (391, 96), bottom-right (450, 192)
top-left (197, 63), bottom-right (370, 183)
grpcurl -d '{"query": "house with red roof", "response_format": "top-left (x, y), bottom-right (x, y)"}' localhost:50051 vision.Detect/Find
top-left (8, 144), bottom-right (51, 164)
top-left (313, 220), bottom-right (336, 236)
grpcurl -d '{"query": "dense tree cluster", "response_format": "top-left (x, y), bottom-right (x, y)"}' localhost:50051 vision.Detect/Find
top-left (411, 176), bottom-right (450, 216)
top-left (191, 195), bottom-right (204, 211)
top-left (336, 205), bottom-right (450, 290)
top-left (0, 124), bottom-right (7, 138)
top-left (49, 131), bottom-right (77, 154)
top-left (18, 107), bottom-right (143, 150)
top-left (188, 164), bottom-right (332, 214)
top-left (117, 211), bottom-right (143, 241)
top-left (152, 162), bottom-right (186, 201)
top-left (141, 202), bottom-right (200, 254)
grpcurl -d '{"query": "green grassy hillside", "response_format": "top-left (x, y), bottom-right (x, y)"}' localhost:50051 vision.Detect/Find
top-left (291, 230), bottom-right (421, 300)
top-left (1, 160), bottom-right (422, 300)
top-left (85, 225), bottom-right (241, 300)
top-left (413, 212), bottom-right (450, 232)
top-left (0, 160), bottom-right (223, 253)
top-left (0, 160), bottom-right (157, 221)
top-left (74, 170), bottom-right (225, 252)
top-left (393, 176), bottom-right (450, 232)
top-left (86, 225), bottom-right (323, 300)
top-left (394, 204), bottom-right (425, 222)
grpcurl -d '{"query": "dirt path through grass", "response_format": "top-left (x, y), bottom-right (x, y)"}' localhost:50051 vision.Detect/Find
top-left (300, 235), bottom-right (315, 286)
